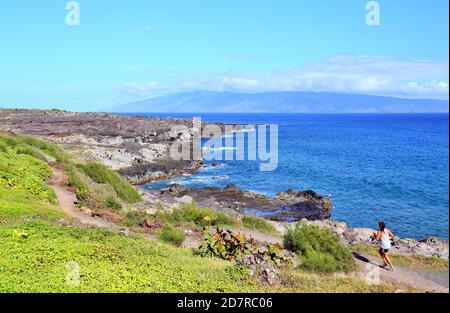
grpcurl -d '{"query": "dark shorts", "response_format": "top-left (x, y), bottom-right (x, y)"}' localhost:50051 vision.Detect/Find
top-left (379, 248), bottom-right (390, 254)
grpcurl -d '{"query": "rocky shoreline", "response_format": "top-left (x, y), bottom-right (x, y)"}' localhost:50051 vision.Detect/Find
top-left (139, 183), bottom-right (449, 260)
top-left (1, 109), bottom-right (448, 260)
top-left (140, 182), bottom-right (331, 221)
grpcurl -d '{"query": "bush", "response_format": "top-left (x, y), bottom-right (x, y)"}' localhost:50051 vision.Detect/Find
top-left (284, 224), bottom-right (355, 273)
top-left (197, 227), bottom-right (256, 261)
top-left (77, 163), bottom-right (142, 203)
top-left (123, 210), bottom-right (147, 227)
top-left (0, 142), bottom-right (7, 153)
top-left (16, 145), bottom-right (48, 162)
top-left (157, 224), bottom-right (185, 247)
top-left (155, 202), bottom-right (235, 227)
top-left (20, 136), bottom-right (68, 162)
top-left (105, 196), bottom-right (122, 210)
top-left (242, 216), bottom-right (277, 234)
top-left (65, 165), bottom-right (86, 191)
top-left (0, 135), bottom-right (18, 148)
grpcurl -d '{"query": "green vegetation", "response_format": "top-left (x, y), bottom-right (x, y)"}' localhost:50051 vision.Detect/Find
top-left (154, 202), bottom-right (236, 227)
top-left (105, 196), bottom-right (122, 210)
top-left (0, 134), bottom-right (68, 162)
top-left (157, 224), bottom-right (186, 247)
top-left (0, 186), bottom-right (64, 224)
top-left (77, 162), bottom-right (142, 203)
top-left (242, 215), bottom-right (277, 235)
top-left (0, 142), bottom-right (7, 153)
top-left (352, 244), bottom-right (449, 272)
top-left (0, 221), bottom-right (263, 293)
top-left (278, 268), bottom-right (407, 293)
top-left (0, 134), bottom-right (64, 223)
top-left (122, 210), bottom-right (147, 227)
top-left (65, 164), bottom-right (124, 212)
top-left (0, 146), bottom-right (56, 204)
top-left (16, 145), bottom-right (48, 162)
top-left (284, 224), bottom-right (355, 273)
top-left (197, 227), bottom-right (256, 261)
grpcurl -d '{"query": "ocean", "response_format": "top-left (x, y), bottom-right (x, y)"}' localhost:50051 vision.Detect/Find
top-left (135, 113), bottom-right (449, 240)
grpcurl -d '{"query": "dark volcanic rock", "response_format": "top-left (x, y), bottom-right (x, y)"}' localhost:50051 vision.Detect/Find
top-left (146, 184), bottom-right (331, 221)
top-left (0, 109), bottom-right (222, 183)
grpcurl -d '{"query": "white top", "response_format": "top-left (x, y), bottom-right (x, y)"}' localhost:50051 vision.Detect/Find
top-left (379, 230), bottom-right (391, 250)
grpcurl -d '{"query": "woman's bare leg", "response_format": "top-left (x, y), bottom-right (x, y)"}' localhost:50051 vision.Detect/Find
top-left (384, 253), bottom-right (394, 268)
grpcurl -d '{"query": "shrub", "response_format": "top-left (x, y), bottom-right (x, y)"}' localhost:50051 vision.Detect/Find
top-left (105, 196), bottom-right (122, 210)
top-left (20, 136), bottom-right (68, 162)
top-left (0, 142), bottom-right (7, 153)
top-left (283, 224), bottom-right (355, 273)
top-left (242, 215), bottom-right (277, 234)
top-left (197, 227), bottom-right (256, 261)
top-left (65, 165), bottom-right (87, 191)
top-left (123, 210), bottom-right (147, 227)
top-left (157, 224), bottom-right (185, 247)
top-left (0, 135), bottom-right (18, 148)
top-left (16, 145), bottom-right (48, 162)
top-left (77, 163), bottom-right (142, 203)
top-left (262, 243), bottom-right (286, 265)
top-left (155, 202), bottom-right (235, 227)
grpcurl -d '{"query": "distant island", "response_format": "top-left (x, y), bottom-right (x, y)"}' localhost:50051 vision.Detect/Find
top-left (111, 91), bottom-right (449, 114)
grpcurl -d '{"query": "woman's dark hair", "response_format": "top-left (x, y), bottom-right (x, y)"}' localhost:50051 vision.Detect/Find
top-left (379, 221), bottom-right (386, 231)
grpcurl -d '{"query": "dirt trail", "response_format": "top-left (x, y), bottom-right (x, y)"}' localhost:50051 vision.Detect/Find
top-left (228, 227), bottom-right (283, 244)
top-left (47, 168), bottom-right (115, 229)
top-left (352, 252), bottom-right (448, 293)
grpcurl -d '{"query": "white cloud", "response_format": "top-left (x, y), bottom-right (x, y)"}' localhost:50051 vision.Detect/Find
top-left (113, 55), bottom-right (449, 102)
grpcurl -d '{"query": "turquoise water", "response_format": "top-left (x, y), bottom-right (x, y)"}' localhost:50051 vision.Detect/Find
top-left (138, 113), bottom-right (449, 239)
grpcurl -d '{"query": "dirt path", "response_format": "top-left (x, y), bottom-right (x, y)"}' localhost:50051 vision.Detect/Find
top-left (228, 227), bottom-right (283, 244)
top-left (352, 252), bottom-right (448, 292)
top-left (47, 168), bottom-right (115, 229)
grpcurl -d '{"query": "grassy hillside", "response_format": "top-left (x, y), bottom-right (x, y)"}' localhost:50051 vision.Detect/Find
top-left (0, 132), bottom-right (406, 293)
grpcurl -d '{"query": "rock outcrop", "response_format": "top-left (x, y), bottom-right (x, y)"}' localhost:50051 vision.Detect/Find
top-left (141, 183), bottom-right (332, 221)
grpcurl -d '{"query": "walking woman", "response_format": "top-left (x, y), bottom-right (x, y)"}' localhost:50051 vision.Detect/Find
top-left (375, 221), bottom-right (395, 271)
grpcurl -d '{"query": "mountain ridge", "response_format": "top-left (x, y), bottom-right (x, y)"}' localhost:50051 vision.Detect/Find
top-left (111, 91), bottom-right (449, 113)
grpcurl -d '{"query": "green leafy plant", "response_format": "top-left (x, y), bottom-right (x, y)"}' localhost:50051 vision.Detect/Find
top-left (284, 224), bottom-right (355, 273)
top-left (262, 243), bottom-right (286, 265)
top-left (12, 229), bottom-right (29, 239)
top-left (157, 224), bottom-right (185, 247)
top-left (197, 227), bottom-right (256, 261)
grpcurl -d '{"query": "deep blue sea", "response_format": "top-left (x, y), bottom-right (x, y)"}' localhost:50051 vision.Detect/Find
top-left (134, 113), bottom-right (449, 240)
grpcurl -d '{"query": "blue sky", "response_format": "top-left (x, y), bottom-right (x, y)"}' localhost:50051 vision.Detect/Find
top-left (0, 0), bottom-right (448, 111)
